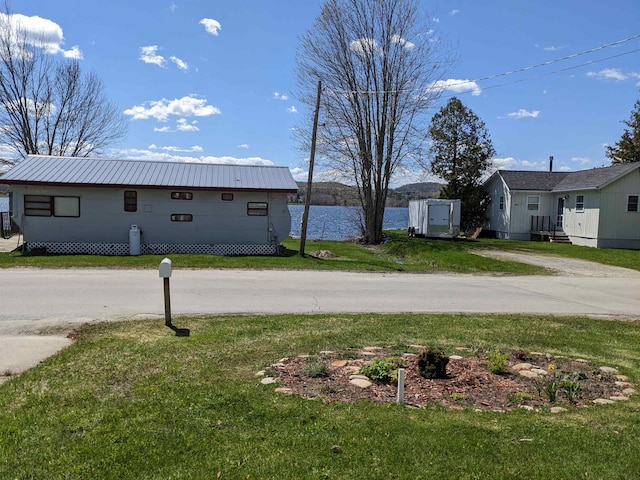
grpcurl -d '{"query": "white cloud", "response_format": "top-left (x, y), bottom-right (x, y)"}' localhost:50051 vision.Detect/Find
top-left (150, 144), bottom-right (203, 153)
top-left (0, 12), bottom-right (83, 58)
top-left (273, 91), bottom-right (289, 101)
top-left (449, 9), bottom-right (460, 15)
top-left (169, 3), bottom-right (177, 13)
top-left (350, 37), bottom-right (379, 56)
top-left (153, 126), bottom-right (171, 132)
top-left (287, 106), bottom-right (298, 114)
top-left (429, 79), bottom-right (481, 96)
top-left (587, 68), bottom-right (640, 84)
top-left (140, 45), bottom-right (166, 67)
top-left (237, 144), bottom-right (250, 149)
top-left (433, 17), bottom-right (440, 23)
top-left (199, 156), bottom-right (274, 166)
top-left (571, 156), bottom-right (591, 165)
top-left (170, 55), bottom-right (188, 70)
top-left (504, 109), bottom-right (540, 119)
top-left (491, 157), bottom-right (519, 170)
top-left (124, 95), bottom-right (221, 121)
top-left (543, 45), bottom-right (565, 52)
top-left (111, 148), bottom-right (275, 167)
top-left (391, 34), bottom-right (414, 50)
top-left (558, 166), bottom-right (572, 172)
top-left (176, 118), bottom-right (199, 132)
top-left (200, 18), bottom-right (222, 36)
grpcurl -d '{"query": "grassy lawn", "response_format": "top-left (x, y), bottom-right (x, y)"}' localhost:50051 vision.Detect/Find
top-left (0, 314), bottom-right (638, 479)
top-left (1, 231), bottom-right (638, 272)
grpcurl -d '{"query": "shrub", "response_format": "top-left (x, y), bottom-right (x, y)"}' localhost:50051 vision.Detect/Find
top-left (417, 348), bottom-right (449, 379)
top-left (486, 349), bottom-right (508, 375)
top-left (360, 356), bottom-right (405, 383)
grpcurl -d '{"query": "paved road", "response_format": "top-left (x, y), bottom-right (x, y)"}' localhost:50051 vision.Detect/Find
top-left (1, 267), bottom-right (639, 334)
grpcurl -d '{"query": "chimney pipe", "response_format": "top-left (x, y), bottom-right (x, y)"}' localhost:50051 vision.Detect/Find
top-left (549, 155), bottom-right (554, 172)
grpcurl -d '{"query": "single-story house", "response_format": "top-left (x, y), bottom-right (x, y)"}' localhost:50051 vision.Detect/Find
top-left (0, 155), bottom-right (298, 255)
top-left (484, 162), bottom-right (640, 249)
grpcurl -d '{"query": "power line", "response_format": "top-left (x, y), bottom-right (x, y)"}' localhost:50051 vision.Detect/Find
top-left (327, 33), bottom-right (640, 96)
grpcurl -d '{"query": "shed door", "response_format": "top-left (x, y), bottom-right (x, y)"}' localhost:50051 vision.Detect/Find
top-left (428, 204), bottom-right (450, 234)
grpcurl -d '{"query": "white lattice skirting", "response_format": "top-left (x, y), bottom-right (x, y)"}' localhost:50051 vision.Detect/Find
top-left (26, 242), bottom-right (278, 256)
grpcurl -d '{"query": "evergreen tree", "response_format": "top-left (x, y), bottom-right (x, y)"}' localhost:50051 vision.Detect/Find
top-left (606, 99), bottom-right (640, 164)
top-left (428, 97), bottom-right (495, 232)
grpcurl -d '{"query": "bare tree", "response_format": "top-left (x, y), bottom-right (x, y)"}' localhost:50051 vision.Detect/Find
top-left (296, 0), bottom-right (447, 244)
top-left (0, 8), bottom-right (127, 162)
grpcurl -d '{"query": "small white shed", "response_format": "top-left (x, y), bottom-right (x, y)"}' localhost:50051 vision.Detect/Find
top-left (408, 199), bottom-right (461, 238)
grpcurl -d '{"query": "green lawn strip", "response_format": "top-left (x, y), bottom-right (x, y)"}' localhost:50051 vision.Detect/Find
top-left (0, 314), bottom-right (638, 479)
top-left (0, 235), bottom-right (550, 274)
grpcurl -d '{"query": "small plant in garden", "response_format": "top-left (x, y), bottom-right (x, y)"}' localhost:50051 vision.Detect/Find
top-left (301, 358), bottom-right (329, 378)
top-left (559, 379), bottom-right (581, 404)
top-left (359, 356), bottom-right (405, 383)
top-left (417, 348), bottom-right (449, 379)
top-left (544, 380), bottom-right (558, 402)
top-left (486, 349), bottom-right (508, 375)
top-left (507, 391), bottom-right (534, 405)
top-left (448, 392), bottom-right (467, 402)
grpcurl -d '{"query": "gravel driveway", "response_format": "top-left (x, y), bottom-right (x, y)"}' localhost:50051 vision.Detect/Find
top-left (475, 250), bottom-right (640, 278)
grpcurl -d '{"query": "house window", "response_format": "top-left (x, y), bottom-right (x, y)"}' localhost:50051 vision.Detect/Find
top-left (124, 191), bottom-right (137, 212)
top-left (576, 195), bottom-right (585, 212)
top-left (171, 192), bottom-right (193, 200)
top-left (526, 195), bottom-right (540, 211)
top-left (53, 197), bottom-right (80, 217)
top-left (221, 193), bottom-right (234, 201)
top-left (499, 195), bottom-right (504, 210)
top-left (170, 214), bottom-right (193, 222)
top-left (247, 202), bottom-right (268, 216)
top-left (24, 195), bottom-right (80, 217)
top-left (24, 195), bottom-right (52, 216)
top-left (628, 195), bottom-right (639, 212)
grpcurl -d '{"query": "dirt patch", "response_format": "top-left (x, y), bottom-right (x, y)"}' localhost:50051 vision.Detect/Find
top-left (267, 348), bottom-right (634, 411)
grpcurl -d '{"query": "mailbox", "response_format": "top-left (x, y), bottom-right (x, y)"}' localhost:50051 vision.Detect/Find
top-left (159, 258), bottom-right (172, 278)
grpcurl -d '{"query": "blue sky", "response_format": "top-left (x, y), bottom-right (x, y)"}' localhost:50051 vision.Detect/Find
top-left (4, 0), bottom-right (640, 186)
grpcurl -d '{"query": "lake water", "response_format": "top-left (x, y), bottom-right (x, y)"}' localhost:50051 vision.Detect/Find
top-left (289, 205), bottom-right (408, 241)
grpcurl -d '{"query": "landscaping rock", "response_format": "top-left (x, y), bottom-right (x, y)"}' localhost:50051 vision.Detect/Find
top-left (599, 366), bottom-right (619, 375)
top-left (449, 355), bottom-right (464, 361)
top-left (350, 378), bottom-right (372, 388)
top-left (275, 387), bottom-right (293, 394)
top-left (349, 374), bottom-right (369, 381)
top-left (609, 396), bottom-right (629, 402)
top-left (331, 360), bottom-right (348, 367)
top-left (622, 388), bottom-right (636, 395)
top-left (512, 363), bottom-right (533, 371)
top-left (593, 398), bottom-right (615, 405)
top-left (550, 407), bottom-right (567, 414)
top-left (261, 377), bottom-right (278, 385)
top-left (615, 375), bottom-right (630, 381)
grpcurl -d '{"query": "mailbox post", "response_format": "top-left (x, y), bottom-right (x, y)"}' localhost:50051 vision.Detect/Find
top-left (159, 258), bottom-right (172, 328)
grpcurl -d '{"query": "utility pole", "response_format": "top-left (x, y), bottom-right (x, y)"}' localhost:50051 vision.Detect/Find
top-left (299, 80), bottom-right (321, 257)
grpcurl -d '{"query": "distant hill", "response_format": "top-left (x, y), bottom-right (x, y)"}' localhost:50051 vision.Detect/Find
top-left (291, 181), bottom-right (443, 207)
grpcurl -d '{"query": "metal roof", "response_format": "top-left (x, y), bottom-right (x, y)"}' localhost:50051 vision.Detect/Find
top-left (0, 155), bottom-right (299, 192)
top-left (491, 163), bottom-right (640, 192)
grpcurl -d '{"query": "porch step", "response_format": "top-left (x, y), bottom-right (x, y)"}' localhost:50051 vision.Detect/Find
top-left (549, 232), bottom-right (572, 244)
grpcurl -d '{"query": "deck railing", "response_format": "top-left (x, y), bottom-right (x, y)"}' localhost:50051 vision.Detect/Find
top-left (530, 215), bottom-right (556, 237)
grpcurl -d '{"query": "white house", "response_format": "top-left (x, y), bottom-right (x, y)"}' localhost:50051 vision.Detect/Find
top-left (484, 163), bottom-right (640, 249)
top-left (1, 155), bottom-right (298, 255)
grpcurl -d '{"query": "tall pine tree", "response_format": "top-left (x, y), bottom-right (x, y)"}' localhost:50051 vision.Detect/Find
top-left (606, 99), bottom-right (640, 164)
top-left (428, 97), bottom-right (495, 232)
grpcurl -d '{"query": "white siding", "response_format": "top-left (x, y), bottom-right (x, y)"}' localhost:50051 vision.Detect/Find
top-left (595, 171), bottom-right (640, 248)
top-left (484, 175), bottom-right (510, 238)
top-left (507, 192), bottom-right (555, 239)
top-left (562, 191), bottom-right (600, 240)
top-left (12, 186), bottom-right (291, 246)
